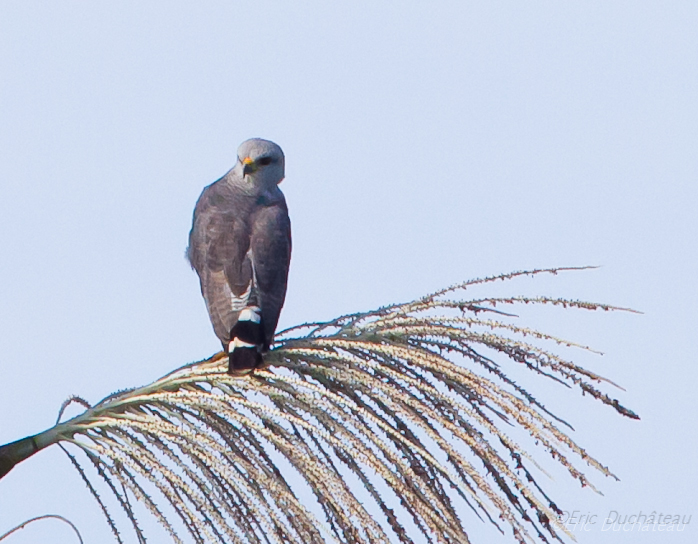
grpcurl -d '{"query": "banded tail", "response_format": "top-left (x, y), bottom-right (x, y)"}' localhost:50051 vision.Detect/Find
top-left (228, 306), bottom-right (265, 374)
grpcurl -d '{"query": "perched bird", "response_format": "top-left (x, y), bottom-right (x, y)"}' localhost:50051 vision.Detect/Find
top-left (187, 138), bottom-right (291, 373)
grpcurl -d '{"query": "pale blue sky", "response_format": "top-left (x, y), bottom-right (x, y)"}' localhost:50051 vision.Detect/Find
top-left (0, 2), bottom-right (696, 543)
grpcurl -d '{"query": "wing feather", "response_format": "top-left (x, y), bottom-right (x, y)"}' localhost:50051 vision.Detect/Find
top-left (249, 194), bottom-right (292, 346)
top-left (188, 183), bottom-right (254, 344)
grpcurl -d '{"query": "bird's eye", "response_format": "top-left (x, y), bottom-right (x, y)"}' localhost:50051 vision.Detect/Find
top-left (258, 156), bottom-right (273, 166)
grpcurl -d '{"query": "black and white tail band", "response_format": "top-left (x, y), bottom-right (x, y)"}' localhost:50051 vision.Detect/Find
top-left (228, 306), bottom-right (264, 373)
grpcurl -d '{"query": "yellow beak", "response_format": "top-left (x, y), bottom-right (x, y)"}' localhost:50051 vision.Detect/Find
top-left (242, 157), bottom-right (256, 176)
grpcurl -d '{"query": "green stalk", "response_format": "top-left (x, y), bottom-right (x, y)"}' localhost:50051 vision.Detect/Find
top-left (0, 360), bottom-right (214, 482)
top-left (0, 426), bottom-right (66, 480)
top-left (0, 435), bottom-right (42, 479)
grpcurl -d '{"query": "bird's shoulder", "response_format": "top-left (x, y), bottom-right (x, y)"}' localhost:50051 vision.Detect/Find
top-left (254, 185), bottom-right (288, 209)
top-left (249, 188), bottom-right (291, 257)
top-left (188, 177), bottom-right (247, 267)
top-left (194, 177), bottom-right (237, 214)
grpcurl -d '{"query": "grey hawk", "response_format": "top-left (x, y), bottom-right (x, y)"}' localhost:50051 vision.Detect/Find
top-left (187, 138), bottom-right (291, 373)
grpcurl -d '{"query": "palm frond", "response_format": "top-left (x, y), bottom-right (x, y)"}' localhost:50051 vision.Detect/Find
top-left (0, 267), bottom-right (638, 544)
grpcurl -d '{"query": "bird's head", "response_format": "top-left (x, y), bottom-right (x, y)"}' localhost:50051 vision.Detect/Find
top-left (234, 138), bottom-right (285, 190)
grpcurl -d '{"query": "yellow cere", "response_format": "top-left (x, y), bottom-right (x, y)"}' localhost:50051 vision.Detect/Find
top-left (243, 157), bottom-right (254, 165)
